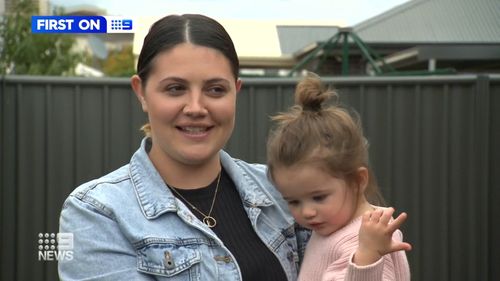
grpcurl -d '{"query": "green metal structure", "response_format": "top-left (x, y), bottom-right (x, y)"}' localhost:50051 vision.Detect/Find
top-left (287, 28), bottom-right (455, 76)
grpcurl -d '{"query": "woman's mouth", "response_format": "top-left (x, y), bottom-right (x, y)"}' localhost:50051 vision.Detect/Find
top-left (177, 126), bottom-right (213, 137)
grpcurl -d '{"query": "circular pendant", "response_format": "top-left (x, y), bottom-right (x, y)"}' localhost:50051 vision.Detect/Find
top-left (203, 216), bottom-right (217, 228)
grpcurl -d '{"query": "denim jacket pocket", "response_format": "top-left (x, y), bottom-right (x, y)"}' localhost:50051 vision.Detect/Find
top-left (137, 242), bottom-right (201, 280)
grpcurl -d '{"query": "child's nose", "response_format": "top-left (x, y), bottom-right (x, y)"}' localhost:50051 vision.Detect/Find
top-left (301, 206), bottom-right (317, 219)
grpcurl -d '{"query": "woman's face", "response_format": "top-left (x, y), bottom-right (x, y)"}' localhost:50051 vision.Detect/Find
top-left (132, 43), bottom-right (241, 167)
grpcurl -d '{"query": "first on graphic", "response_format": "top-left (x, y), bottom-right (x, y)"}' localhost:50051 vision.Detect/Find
top-left (32, 16), bottom-right (135, 33)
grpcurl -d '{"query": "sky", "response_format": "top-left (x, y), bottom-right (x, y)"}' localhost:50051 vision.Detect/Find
top-left (50, 0), bottom-right (410, 26)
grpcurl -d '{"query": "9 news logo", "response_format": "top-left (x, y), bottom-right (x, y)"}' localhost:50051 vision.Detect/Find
top-left (37, 232), bottom-right (74, 261)
top-left (110, 19), bottom-right (133, 31)
top-left (31, 16), bottom-right (135, 33)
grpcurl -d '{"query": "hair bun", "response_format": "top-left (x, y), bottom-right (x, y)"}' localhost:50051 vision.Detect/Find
top-left (295, 73), bottom-right (335, 112)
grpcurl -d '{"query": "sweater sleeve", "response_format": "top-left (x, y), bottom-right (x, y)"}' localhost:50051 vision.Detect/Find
top-left (321, 229), bottom-right (410, 281)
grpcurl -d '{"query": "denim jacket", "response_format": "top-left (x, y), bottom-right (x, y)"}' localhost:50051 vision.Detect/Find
top-left (59, 138), bottom-right (310, 280)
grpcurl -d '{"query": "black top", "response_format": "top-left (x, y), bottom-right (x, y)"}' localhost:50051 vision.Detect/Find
top-left (171, 168), bottom-right (288, 281)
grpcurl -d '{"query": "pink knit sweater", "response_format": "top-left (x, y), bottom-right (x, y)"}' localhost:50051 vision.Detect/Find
top-left (298, 215), bottom-right (410, 281)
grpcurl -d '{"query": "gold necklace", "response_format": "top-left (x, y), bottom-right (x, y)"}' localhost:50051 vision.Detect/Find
top-left (168, 171), bottom-right (221, 228)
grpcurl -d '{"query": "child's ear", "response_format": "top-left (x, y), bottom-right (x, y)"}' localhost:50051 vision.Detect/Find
top-left (357, 167), bottom-right (369, 193)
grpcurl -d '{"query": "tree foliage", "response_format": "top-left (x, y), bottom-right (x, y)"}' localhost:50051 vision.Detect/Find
top-left (0, 0), bottom-right (83, 75)
top-left (102, 45), bottom-right (135, 77)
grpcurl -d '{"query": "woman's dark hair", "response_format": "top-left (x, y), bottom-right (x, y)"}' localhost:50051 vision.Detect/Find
top-left (137, 14), bottom-right (239, 84)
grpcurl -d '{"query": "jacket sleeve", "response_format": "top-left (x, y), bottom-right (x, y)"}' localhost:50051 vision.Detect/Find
top-left (58, 194), bottom-right (154, 281)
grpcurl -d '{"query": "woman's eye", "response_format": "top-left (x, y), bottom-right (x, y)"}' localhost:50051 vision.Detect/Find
top-left (165, 84), bottom-right (186, 95)
top-left (206, 86), bottom-right (227, 96)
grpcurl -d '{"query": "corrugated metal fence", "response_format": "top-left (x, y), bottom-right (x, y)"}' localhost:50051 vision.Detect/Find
top-left (1, 75), bottom-right (499, 281)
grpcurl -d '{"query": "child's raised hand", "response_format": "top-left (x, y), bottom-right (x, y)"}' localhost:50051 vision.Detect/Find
top-left (353, 207), bottom-right (412, 266)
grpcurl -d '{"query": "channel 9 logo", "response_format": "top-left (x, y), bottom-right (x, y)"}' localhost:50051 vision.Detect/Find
top-left (110, 19), bottom-right (132, 31)
top-left (31, 16), bottom-right (136, 33)
top-left (38, 232), bottom-right (74, 261)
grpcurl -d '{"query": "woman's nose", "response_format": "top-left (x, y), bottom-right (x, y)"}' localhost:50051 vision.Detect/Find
top-left (183, 92), bottom-right (208, 116)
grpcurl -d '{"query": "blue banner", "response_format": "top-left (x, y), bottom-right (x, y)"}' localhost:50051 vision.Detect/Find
top-left (32, 16), bottom-right (107, 33)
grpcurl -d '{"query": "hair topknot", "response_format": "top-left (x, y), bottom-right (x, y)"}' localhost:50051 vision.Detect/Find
top-left (295, 72), bottom-right (337, 112)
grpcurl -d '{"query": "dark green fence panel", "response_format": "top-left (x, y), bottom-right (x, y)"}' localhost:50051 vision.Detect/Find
top-left (489, 76), bottom-right (500, 280)
top-left (1, 75), bottom-right (499, 281)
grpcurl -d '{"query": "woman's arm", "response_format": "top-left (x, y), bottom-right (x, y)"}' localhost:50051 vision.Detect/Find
top-left (58, 195), bottom-right (154, 281)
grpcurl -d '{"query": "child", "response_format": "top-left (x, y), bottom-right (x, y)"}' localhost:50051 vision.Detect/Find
top-left (267, 73), bottom-right (411, 280)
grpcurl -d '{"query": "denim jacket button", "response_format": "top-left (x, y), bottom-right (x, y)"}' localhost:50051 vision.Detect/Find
top-left (164, 250), bottom-right (175, 269)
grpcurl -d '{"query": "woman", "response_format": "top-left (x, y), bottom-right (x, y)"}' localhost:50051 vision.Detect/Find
top-left (58, 14), bottom-right (309, 280)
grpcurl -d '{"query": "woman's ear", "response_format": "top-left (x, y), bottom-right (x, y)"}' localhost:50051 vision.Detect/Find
top-left (235, 78), bottom-right (242, 93)
top-left (357, 167), bottom-right (369, 193)
top-left (131, 75), bottom-right (148, 112)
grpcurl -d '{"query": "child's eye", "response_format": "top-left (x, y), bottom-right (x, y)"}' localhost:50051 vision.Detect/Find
top-left (312, 195), bottom-right (327, 202)
top-left (287, 200), bottom-right (299, 206)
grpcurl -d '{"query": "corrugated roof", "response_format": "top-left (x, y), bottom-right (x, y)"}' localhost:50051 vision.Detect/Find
top-left (354, 0), bottom-right (500, 43)
top-left (276, 26), bottom-right (339, 55)
top-left (133, 18), bottom-right (341, 59)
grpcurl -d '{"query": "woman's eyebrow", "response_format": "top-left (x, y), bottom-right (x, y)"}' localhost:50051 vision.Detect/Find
top-left (203, 78), bottom-right (230, 84)
top-left (159, 76), bottom-right (188, 84)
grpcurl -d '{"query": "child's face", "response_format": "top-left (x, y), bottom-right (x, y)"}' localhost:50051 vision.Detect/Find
top-left (273, 164), bottom-right (358, 236)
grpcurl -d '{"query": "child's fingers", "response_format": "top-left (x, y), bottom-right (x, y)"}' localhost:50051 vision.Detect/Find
top-left (379, 207), bottom-right (395, 225)
top-left (392, 241), bottom-right (412, 252)
top-left (369, 209), bottom-right (384, 222)
top-left (387, 212), bottom-right (408, 232)
top-left (362, 210), bottom-right (372, 223)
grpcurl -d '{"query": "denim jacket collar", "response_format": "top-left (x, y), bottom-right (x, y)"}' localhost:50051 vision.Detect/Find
top-left (129, 138), bottom-right (274, 220)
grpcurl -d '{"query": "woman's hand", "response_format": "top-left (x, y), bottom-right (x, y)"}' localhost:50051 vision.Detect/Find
top-left (353, 207), bottom-right (412, 266)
